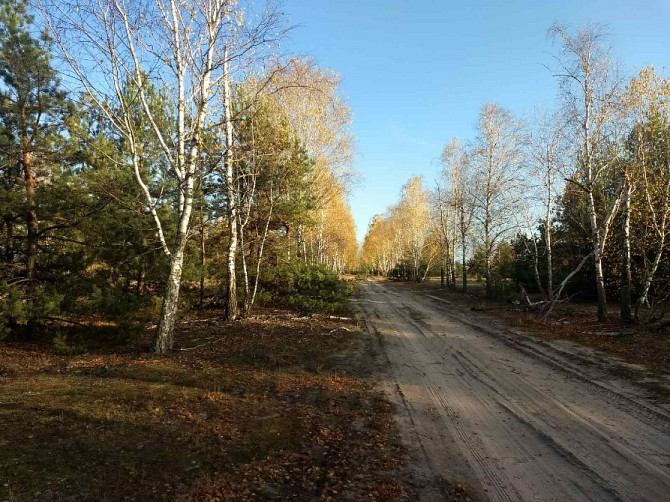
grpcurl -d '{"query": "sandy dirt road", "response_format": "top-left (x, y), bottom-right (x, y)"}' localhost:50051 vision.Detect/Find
top-left (357, 280), bottom-right (670, 501)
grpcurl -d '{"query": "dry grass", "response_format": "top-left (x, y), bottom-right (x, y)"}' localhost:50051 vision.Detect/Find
top-left (0, 310), bottom-right (407, 501)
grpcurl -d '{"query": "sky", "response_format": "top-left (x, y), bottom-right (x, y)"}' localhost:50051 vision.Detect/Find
top-left (281, 0), bottom-right (670, 243)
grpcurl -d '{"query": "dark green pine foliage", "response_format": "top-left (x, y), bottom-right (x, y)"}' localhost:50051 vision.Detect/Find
top-left (0, 0), bottom-right (84, 338)
top-left (0, 0), bottom-right (71, 276)
top-left (71, 81), bottom-right (175, 329)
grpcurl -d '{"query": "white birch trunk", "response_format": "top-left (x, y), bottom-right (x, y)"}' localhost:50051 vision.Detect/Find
top-left (223, 49), bottom-right (238, 321)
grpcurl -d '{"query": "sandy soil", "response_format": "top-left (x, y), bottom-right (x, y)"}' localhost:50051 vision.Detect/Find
top-left (357, 280), bottom-right (670, 502)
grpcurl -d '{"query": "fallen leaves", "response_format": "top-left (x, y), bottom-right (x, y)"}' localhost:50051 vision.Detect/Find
top-left (0, 310), bottom-right (408, 501)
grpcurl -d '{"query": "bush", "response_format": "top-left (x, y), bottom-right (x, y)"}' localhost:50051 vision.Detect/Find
top-left (355, 269), bottom-right (369, 281)
top-left (52, 332), bottom-right (86, 355)
top-left (89, 285), bottom-right (159, 342)
top-left (258, 262), bottom-right (354, 314)
top-left (0, 281), bottom-right (64, 340)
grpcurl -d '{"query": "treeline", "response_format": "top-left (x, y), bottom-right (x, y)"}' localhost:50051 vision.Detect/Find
top-left (0, 0), bottom-right (357, 352)
top-left (362, 24), bottom-right (670, 323)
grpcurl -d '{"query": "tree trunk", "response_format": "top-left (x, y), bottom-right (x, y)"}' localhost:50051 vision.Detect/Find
top-left (249, 190), bottom-right (274, 310)
top-left (239, 210), bottom-right (250, 315)
top-left (223, 54), bottom-right (238, 321)
top-left (22, 111), bottom-right (37, 280)
top-left (531, 237), bottom-right (545, 297)
top-left (153, 162), bottom-right (196, 353)
top-left (485, 256), bottom-right (493, 299)
top-left (440, 243), bottom-right (445, 288)
top-left (586, 189), bottom-right (608, 320)
top-left (296, 224), bottom-right (305, 262)
top-left (136, 267), bottom-right (145, 295)
top-left (635, 239), bottom-right (665, 316)
top-left (421, 256), bottom-right (432, 282)
top-left (153, 246), bottom-right (185, 354)
top-left (484, 185), bottom-right (493, 298)
top-left (462, 244), bottom-right (468, 293)
top-left (448, 256), bottom-right (454, 288)
top-left (23, 123), bottom-right (39, 340)
top-left (450, 239), bottom-right (456, 288)
top-left (593, 249), bottom-right (607, 321)
top-left (317, 209), bottom-right (324, 264)
top-left (4, 216), bottom-right (14, 262)
top-left (545, 218), bottom-right (554, 300)
top-left (199, 185), bottom-right (206, 308)
top-left (225, 175), bottom-right (238, 321)
top-left (620, 182), bottom-right (633, 321)
top-left (545, 175), bottom-right (554, 299)
top-left (485, 219), bottom-right (493, 299)
top-left (26, 189), bottom-right (37, 279)
top-left (413, 250), bottom-right (420, 282)
top-left (460, 207), bottom-right (468, 293)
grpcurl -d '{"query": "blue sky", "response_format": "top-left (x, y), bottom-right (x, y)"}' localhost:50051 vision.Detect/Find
top-left (282, 0), bottom-right (670, 242)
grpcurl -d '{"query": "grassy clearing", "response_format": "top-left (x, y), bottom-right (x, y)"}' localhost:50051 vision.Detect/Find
top-left (0, 308), bottom-right (407, 501)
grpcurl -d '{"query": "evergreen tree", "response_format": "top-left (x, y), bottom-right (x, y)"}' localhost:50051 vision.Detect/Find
top-left (0, 0), bottom-right (70, 279)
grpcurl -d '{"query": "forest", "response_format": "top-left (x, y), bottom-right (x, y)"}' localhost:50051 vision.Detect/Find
top-left (2, 0), bottom-right (670, 500)
top-left (362, 24), bottom-right (670, 325)
top-left (0, 0), bottom-right (359, 353)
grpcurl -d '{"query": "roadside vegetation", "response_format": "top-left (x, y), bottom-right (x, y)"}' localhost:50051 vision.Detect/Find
top-left (362, 24), bottom-right (670, 333)
top-left (406, 279), bottom-right (670, 383)
top-left (2, 0), bottom-right (668, 497)
top-left (0, 0), bottom-right (359, 351)
top-left (0, 1), bottom-right (403, 499)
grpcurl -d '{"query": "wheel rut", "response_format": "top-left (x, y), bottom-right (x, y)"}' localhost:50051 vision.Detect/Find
top-left (358, 281), bottom-right (670, 501)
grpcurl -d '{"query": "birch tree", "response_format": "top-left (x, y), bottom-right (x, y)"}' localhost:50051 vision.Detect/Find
top-left (231, 89), bottom-right (316, 313)
top-left (615, 67), bottom-right (670, 319)
top-left (222, 48), bottom-right (239, 320)
top-left (362, 214), bottom-right (399, 276)
top-left (550, 23), bottom-right (623, 321)
top-left (221, 58), bottom-right (351, 317)
top-left (441, 138), bottom-right (474, 292)
top-left (433, 186), bottom-right (452, 288)
top-left (42, 0), bottom-right (284, 350)
top-left (397, 176), bottom-right (432, 281)
top-left (268, 59), bottom-right (356, 262)
top-left (526, 110), bottom-right (569, 299)
top-left (270, 59), bottom-right (355, 196)
top-left (470, 103), bottom-right (524, 298)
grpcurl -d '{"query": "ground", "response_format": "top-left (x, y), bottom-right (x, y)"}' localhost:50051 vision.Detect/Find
top-left (0, 308), bottom-right (407, 501)
top-left (359, 279), bottom-right (670, 501)
top-left (3, 280), bottom-right (669, 501)
top-left (406, 279), bottom-right (670, 388)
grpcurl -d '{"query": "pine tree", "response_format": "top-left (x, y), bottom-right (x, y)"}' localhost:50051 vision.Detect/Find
top-left (0, 0), bottom-right (69, 280)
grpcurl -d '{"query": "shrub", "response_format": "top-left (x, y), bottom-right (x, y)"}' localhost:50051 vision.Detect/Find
top-left (0, 281), bottom-right (64, 340)
top-left (258, 261), bottom-right (354, 314)
top-left (52, 332), bottom-right (86, 355)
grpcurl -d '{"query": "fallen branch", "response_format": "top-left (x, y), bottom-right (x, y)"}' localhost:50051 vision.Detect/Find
top-left (542, 251), bottom-right (595, 321)
top-left (178, 318), bottom-right (218, 324)
top-left (516, 286), bottom-right (550, 310)
top-left (247, 313), bottom-right (313, 320)
top-left (43, 316), bottom-right (88, 328)
top-left (176, 337), bottom-right (220, 351)
top-left (323, 327), bottom-right (352, 336)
